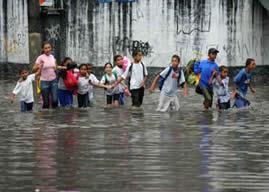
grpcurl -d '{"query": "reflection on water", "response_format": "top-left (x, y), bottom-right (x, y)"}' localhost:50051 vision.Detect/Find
top-left (0, 80), bottom-right (269, 192)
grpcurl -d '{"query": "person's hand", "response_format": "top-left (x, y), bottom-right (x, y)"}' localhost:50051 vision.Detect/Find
top-left (9, 94), bottom-right (15, 103)
top-left (183, 89), bottom-right (188, 97)
top-left (106, 85), bottom-right (113, 89)
top-left (250, 88), bottom-right (256, 94)
top-left (140, 80), bottom-right (146, 88)
top-left (148, 87), bottom-right (155, 94)
top-left (230, 91), bottom-right (237, 99)
top-left (212, 69), bottom-right (217, 76)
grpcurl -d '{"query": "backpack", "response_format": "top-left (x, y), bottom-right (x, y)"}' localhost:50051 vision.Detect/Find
top-left (158, 67), bottom-right (182, 90)
top-left (64, 70), bottom-right (78, 90)
top-left (128, 62), bottom-right (146, 88)
top-left (104, 72), bottom-right (118, 85)
top-left (104, 72), bottom-right (118, 90)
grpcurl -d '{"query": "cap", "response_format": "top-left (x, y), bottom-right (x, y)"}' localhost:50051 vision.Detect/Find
top-left (208, 48), bottom-right (219, 54)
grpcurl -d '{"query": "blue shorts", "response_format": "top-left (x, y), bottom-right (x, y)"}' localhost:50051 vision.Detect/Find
top-left (119, 92), bottom-right (125, 105)
top-left (20, 101), bottom-right (33, 112)
top-left (233, 95), bottom-right (250, 108)
top-left (58, 89), bottom-right (73, 107)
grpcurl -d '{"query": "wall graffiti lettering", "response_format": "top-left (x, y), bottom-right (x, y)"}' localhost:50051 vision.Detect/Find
top-left (45, 24), bottom-right (61, 41)
top-left (114, 36), bottom-right (153, 56)
top-left (176, 2), bottom-right (211, 35)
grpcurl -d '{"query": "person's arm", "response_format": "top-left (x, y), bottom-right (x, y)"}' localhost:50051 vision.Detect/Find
top-left (180, 70), bottom-right (188, 96)
top-left (56, 66), bottom-right (67, 70)
top-left (90, 76), bottom-right (113, 89)
top-left (10, 82), bottom-right (21, 102)
top-left (183, 82), bottom-right (188, 96)
top-left (208, 69), bottom-right (216, 85)
top-left (194, 61), bottom-right (201, 75)
top-left (249, 80), bottom-right (256, 94)
top-left (149, 74), bottom-right (160, 93)
top-left (231, 71), bottom-right (243, 99)
top-left (140, 65), bottom-right (148, 88)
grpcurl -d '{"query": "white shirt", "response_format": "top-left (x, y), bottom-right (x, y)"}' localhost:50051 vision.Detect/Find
top-left (212, 77), bottom-right (230, 103)
top-left (122, 62), bottom-right (148, 90)
top-left (78, 76), bottom-right (90, 95)
top-left (88, 74), bottom-right (99, 100)
top-left (112, 66), bottom-right (124, 92)
top-left (100, 73), bottom-right (119, 96)
top-left (160, 67), bottom-right (185, 97)
top-left (12, 74), bottom-right (36, 103)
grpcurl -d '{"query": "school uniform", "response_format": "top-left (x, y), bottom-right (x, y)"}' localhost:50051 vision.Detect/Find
top-left (157, 67), bottom-right (185, 112)
top-left (12, 74), bottom-right (36, 112)
top-left (212, 77), bottom-right (230, 110)
top-left (77, 76), bottom-right (90, 108)
top-left (100, 73), bottom-right (120, 105)
top-left (122, 62), bottom-right (148, 107)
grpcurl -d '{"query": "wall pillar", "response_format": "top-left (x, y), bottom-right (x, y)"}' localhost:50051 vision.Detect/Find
top-left (28, 0), bottom-right (42, 67)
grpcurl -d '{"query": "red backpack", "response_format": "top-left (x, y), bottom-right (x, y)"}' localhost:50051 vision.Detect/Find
top-left (64, 70), bottom-right (78, 90)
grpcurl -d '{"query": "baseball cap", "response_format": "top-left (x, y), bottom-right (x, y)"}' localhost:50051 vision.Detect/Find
top-left (208, 48), bottom-right (219, 54)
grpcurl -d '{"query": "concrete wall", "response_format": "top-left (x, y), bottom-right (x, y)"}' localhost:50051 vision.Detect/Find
top-left (0, 0), bottom-right (29, 64)
top-left (263, 10), bottom-right (269, 66)
top-left (0, 0), bottom-right (267, 70)
top-left (64, 0), bottom-right (264, 67)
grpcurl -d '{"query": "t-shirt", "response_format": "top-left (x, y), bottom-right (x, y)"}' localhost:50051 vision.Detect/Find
top-left (58, 77), bottom-right (67, 90)
top-left (112, 66), bottom-right (124, 92)
top-left (78, 76), bottom-right (90, 95)
top-left (88, 74), bottom-right (99, 100)
top-left (212, 77), bottom-right (230, 103)
top-left (194, 59), bottom-right (219, 89)
top-left (160, 67), bottom-right (185, 97)
top-left (100, 73), bottom-right (119, 96)
top-left (234, 68), bottom-right (252, 97)
top-left (122, 62), bottom-right (148, 90)
top-left (35, 54), bottom-right (56, 81)
top-left (12, 74), bottom-right (36, 103)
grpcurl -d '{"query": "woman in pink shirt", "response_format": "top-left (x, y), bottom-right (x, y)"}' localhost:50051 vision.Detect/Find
top-left (33, 41), bottom-right (58, 108)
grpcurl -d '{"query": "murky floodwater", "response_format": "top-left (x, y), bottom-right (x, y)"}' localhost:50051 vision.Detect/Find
top-left (0, 79), bottom-right (269, 192)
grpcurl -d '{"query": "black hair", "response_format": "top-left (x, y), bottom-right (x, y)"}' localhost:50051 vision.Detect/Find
top-left (60, 57), bottom-right (72, 66)
top-left (79, 63), bottom-right (88, 70)
top-left (104, 62), bottom-right (113, 69)
top-left (19, 68), bottom-right (28, 74)
top-left (132, 50), bottom-right (143, 58)
top-left (219, 65), bottom-right (228, 72)
top-left (245, 58), bottom-right (255, 67)
top-left (171, 54), bottom-right (180, 63)
top-left (86, 63), bottom-right (94, 69)
top-left (113, 55), bottom-right (123, 62)
top-left (42, 41), bottom-right (52, 49)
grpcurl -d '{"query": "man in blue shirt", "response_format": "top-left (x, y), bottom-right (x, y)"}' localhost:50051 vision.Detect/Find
top-left (232, 58), bottom-right (256, 108)
top-left (194, 48), bottom-right (220, 109)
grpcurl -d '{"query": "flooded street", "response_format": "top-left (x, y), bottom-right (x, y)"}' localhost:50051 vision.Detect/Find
top-left (0, 80), bottom-right (269, 192)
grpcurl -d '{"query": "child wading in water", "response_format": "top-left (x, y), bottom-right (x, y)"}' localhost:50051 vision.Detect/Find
top-left (209, 66), bottom-right (231, 110)
top-left (194, 48), bottom-right (220, 110)
top-left (100, 63), bottom-right (120, 108)
top-left (232, 58), bottom-right (256, 108)
top-left (112, 55), bottom-right (131, 106)
top-left (11, 68), bottom-right (40, 112)
top-left (118, 50), bottom-right (148, 108)
top-left (86, 63), bottom-right (100, 106)
top-left (149, 55), bottom-right (188, 112)
top-left (57, 57), bottom-right (76, 107)
top-left (77, 64), bottom-right (91, 108)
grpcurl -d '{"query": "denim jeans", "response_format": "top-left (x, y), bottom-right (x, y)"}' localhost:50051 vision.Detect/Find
top-left (40, 79), bottom-right (58, 108)
top-left (20, 101), bottom-right (33, 112)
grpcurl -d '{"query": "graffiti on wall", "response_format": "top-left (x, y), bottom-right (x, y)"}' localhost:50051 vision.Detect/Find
top-left (114, 36), bottom-right (153, 56)
top-left (45, 24), bottom-right (61, 41)
top-left (176, 1), bottom-right (211, 35)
